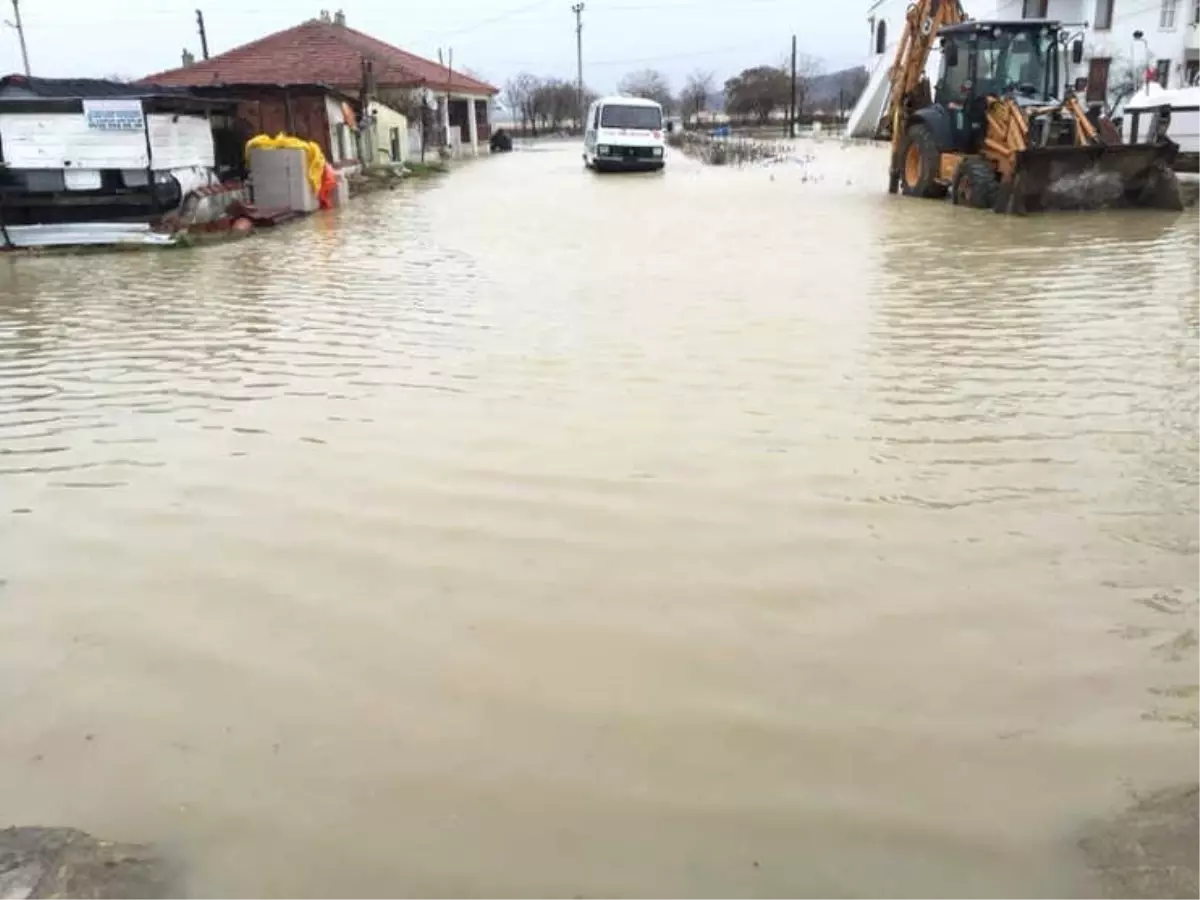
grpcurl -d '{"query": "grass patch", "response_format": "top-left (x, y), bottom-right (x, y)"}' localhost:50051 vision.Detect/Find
top-left (406, 161), bottom-right (448, 177)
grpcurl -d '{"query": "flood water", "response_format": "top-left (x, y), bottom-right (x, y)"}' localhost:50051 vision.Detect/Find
top-left (0, 141), bottom-right (1196, 898)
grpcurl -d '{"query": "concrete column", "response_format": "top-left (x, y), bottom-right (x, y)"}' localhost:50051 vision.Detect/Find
top-left (467, 96), bottom-right (479, 155)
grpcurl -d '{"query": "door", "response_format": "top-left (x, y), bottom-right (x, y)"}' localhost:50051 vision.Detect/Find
top-left (584, 103), bottom-right (599, 154)
top-left (1086, 57), bottom-right (1110, 104)
top-left (1155, 59), bottom-right (1171, 88)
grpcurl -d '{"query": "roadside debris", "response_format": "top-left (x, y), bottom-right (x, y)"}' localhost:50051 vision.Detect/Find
top-left (0, 826), bottom-right (177, 899)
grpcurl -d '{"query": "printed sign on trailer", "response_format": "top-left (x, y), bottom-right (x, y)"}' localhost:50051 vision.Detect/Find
top-left (83, 99), bottom-right (145, 132)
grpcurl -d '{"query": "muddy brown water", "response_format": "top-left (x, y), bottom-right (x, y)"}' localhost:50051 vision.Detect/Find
top-left (0, 140), bottom-right (1196, 898)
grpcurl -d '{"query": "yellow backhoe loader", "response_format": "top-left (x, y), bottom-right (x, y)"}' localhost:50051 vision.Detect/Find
top-left (878, 0), bottom-right (1183, 213)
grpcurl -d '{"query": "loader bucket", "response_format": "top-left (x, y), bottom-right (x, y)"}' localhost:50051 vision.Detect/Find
top-left (995, 141), bottom-right (1183, 214)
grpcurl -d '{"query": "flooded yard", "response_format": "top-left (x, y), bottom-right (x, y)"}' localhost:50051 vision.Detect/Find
top-left (0, 139), bottom-right (1196, 897)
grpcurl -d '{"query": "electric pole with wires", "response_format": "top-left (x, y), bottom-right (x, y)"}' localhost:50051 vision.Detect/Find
top-left (196, 9), bottom-right (210, 60)
top-left (789, 33), bottom-right (797, 138)
top-left (8, 0), bottom-right (31, 76)
top-left (572, 2), bottom-right (585, 130)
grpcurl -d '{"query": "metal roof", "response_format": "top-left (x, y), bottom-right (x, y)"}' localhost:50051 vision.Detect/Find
top-left (0, 74), bottom-right (199, 101)
top-left (940, 19), bottom-right (1062, 35)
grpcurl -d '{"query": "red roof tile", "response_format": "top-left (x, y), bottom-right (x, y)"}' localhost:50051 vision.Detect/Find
top-left (142, 18), bottom-right (497, 96)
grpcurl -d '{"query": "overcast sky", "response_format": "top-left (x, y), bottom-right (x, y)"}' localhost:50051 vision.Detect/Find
top-left (1, 0), bottom-right (869, 92)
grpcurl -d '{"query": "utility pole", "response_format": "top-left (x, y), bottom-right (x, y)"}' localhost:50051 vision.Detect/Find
top-left (789, 34), bottom-right (797, 138)
top-left (572, 2), bottom-right (585, 130)
top-left (196, 9), bottom-right (210, 60)
top-left (10, 0), bottom-right (30, 77)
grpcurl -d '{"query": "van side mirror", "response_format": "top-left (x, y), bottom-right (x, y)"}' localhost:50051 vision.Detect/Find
top-left (1072, 39), bottom-right (1084, 64)
top-left (945, 41), bottom-right (959, 68)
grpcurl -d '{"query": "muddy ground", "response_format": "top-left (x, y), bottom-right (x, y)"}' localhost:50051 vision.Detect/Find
top-left (0, 828), bottom-right (176, 899)
top-left (1081, 784), bottom-right (1199, 899)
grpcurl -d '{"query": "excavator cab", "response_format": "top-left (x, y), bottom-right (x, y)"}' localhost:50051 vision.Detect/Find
top-left (889, 14), bottom-right (1183, 212)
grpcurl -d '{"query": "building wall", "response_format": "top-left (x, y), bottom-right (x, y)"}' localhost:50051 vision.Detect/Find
top-left (864, 0), bottom-right (1199, 108)
top-left (366, 100), bottom-right (409, 163)
top-left (234, 93), bottom-right (336, 163)
top-left (325, 95), bottom-right (354, 164)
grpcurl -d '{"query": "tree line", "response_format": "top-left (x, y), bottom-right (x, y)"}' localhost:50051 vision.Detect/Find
top-left (504, 61), bottom-right (869, 133)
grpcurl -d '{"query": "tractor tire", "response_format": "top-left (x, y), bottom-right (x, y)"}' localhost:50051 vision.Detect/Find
top-left (898, 123), bottom-right (945, 199)
top-left (952, 157), bottom-right (999, 209)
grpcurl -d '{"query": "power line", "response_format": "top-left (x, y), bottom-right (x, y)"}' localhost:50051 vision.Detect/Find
top-left (594, 0), bottom-right (794, 9)
top-left (587, 38), bottom-right (776, 66)
top-left (482, 36), bottom-right (778, 70)
top-left (427, 0), bottom-right (560, 40)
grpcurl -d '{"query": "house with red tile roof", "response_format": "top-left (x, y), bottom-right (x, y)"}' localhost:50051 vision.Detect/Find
top-left (143, 10), bottom-right (499, 158)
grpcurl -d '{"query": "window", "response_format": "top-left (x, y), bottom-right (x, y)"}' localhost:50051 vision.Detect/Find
top-left (599, 104), bottom-right (663, 129)
top-left (1156, 59), bottom-right (1172, 86)
top-left (875, 19), bottom-right (888, 55)
top-left (1022, 0), bottom-right (1048, 17)
top-left (1094, 0), bottom-right (1114, 29)
top-left (1187, 59), bottom-right (1200, 86)
top-left (336, 123), bottom-right (349, 161)
top-left (1086, 57), bottom-right (1111, 102)
top-left (592, 104), bottom-right (600, 129)
top-left (936, 37), bottom-right (972, 103)
top-left (1193, 0), bottom-right (1200, 24)
top-left (1160, 0), bottom-right (1179, 28)
top-left (389, 126), bottom-right (401, 161)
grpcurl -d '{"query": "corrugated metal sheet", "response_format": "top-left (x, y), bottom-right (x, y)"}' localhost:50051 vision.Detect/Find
top-left (0, 75), bottom-right (198, 100)
top-left (1, 222), bottom-right (179, 248)
top-left (0, 112), bottom-right (148, 169)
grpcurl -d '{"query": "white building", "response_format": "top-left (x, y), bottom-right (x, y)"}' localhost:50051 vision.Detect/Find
top-left (854, 0), bottom-right (1199, 133)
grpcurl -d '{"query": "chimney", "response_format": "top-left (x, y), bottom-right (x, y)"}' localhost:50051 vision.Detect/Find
top-left (318, 9), bottom-right (331, 22)
top-left (333, 9), bottom-right (346, 25)
top-left (182, 48), bottom-right (196, 67)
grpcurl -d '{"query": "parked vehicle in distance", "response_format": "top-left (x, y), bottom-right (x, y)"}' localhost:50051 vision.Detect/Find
top-left (1121, 84), bottom-right (1200, 173)
top-left (583, 96), bottom-right (666, 172)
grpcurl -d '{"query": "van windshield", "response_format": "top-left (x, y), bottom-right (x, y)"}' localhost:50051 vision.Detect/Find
top-left (600, 104), bottom-right (662, 129)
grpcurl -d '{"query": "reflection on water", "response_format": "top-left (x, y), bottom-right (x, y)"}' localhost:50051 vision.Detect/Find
top-left (0, 142), bottom-right (1195, 897)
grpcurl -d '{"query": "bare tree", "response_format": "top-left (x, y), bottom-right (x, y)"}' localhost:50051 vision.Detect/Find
top-left (679, 69), bottom-right (715, 122)
top-left (1104, 55), bottom-right (1144, 118)
top-left (504, 72), bottom-right (544, 134)
top-left (378, 87), bottom-right (423, 122)
top-left (531, 78), bottom-right (578, 130)
top-left (618, 69), bottom-right (674, 112)
top-left (794, 53), bottom-right (825, 116)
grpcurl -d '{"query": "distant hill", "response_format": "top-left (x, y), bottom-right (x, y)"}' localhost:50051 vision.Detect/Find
top-left (702, 65), bottom-right (869, 114)
top-left (806, 66), bottom-right (870, 111)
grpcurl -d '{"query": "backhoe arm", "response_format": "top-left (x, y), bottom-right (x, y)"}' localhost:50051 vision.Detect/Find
top-left (878, 0), bottom-right (966, 158)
